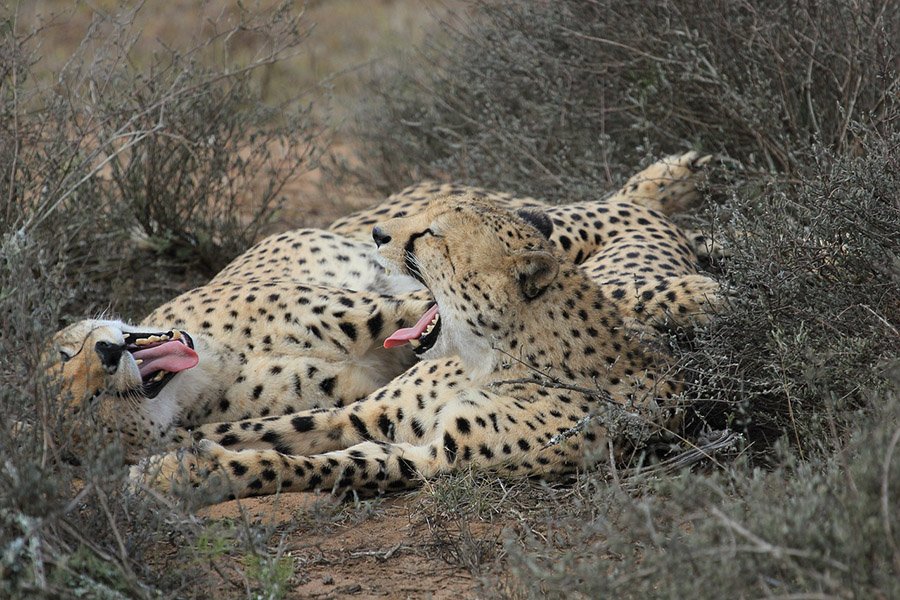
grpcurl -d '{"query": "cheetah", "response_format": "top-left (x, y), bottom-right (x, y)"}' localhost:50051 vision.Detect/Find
top-left (135, 194), bottom-right (691, 503)
top-left (209, 227), bottom-right (420, 294)
top-left (329, 151), bottom-right (721, 262)
top-left (50, 282), bottom-right (433, 462)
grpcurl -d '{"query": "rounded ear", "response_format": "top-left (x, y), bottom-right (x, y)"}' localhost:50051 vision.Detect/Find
top-left (515, 208), bottom-right (554, 239)
top-left (514, 250), bottom-right (559, 300)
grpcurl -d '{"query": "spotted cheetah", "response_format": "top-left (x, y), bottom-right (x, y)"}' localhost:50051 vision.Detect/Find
top-left (50, 282), bottom-right (433, 462)
top-left (135, 194), bottom-right (692, 503)
top-left (204, 152), bottom-right (718, 301)
top-left (329, 151), bottom-right (720, 262)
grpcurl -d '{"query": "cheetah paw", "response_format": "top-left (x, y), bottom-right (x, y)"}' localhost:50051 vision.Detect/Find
top-left (128, 439), bottom-right (235, 503)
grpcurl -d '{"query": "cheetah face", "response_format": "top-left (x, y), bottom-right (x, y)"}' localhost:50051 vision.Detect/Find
top-left (374, 194), bottom-right (560, 375)
top-left (51, 319), bottom-right (198, 403)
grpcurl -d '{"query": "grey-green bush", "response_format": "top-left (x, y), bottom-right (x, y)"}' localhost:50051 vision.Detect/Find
top-left (346, 0), bottom-right (899, 595)
top-left (0, 2), bottom-right (318, 597)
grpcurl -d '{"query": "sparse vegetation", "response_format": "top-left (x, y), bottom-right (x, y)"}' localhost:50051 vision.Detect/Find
top-left (2, 0), bottom-right (898, 597)
top-left (347, 0), bottom-right (900, 595)
top-left (0, 1), bottom-right (318, 597)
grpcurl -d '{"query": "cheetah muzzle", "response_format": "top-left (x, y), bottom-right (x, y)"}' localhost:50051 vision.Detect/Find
top-left (122, 330), bottom-right (198, 398)
top-left (384, 302), bottom-right (441, 355)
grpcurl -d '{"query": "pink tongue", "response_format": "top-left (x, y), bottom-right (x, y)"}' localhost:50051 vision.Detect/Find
top-left (132, 341), bottom-right (199, 378)
top-left (384, 304), bottom-right (439, 349)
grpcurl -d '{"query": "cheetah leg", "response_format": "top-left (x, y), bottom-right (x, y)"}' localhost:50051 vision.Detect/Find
top-left (682, 228), bottom-right (731, 261)
top-left (611, 151), bottom-right (712, 216)
top-left (178, 404), bottom-right (364, 456)
top-left (133, 439), bottom-right (443, 502)
top-left (599, 274), bottom-right (725, 331)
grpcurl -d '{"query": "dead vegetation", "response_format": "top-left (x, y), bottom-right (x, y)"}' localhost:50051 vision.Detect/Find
top-left (1, 0), bottom-right (898, 598)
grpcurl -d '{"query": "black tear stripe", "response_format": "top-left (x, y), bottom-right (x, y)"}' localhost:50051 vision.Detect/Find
top-left (404, 229), bottom-right (431, 284)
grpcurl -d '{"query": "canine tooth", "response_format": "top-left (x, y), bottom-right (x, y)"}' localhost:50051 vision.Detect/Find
top-left (409, 338), bottom-right (421, 348)
top-left (153, 372), bottom-right (165, 382)
top-left (135, 359), bottom-right (144, 365)
top-left (134, 338), bottom-right (152, 346)
top-left (171, 330), bottom-right (182, 340)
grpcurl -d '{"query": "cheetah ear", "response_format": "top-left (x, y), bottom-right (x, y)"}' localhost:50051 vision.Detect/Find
top-left (515, 208), bottom-right (554, 239)
top-left (514, 250), bottom-right (559, 300)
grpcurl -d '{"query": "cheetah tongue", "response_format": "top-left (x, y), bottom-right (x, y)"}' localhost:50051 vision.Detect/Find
top-left (132, 341), bottom-right (199, 378)
top-left (384, 304), bottom-right (439, 349)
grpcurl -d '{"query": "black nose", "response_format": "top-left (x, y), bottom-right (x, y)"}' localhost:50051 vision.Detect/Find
top-left (372, 226), bottom-right (391, 247)
top-left (95, 341), bottom-right (125, 370)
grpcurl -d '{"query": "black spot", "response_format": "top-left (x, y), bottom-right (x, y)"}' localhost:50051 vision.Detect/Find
top-left (478, 445), bottom-right (494, 459)
top-left (319, 377), bottom-right (337, 396)
top-left (398, 457), bottom-right (417, 479)
top-left (292, 415), bottom-right (314, 432)
top-left (443, 432), bottom-right (458, 463)
top-left (308, 474), bottom-right (323, 488)
top-left (410, 418), bottom-right (425, 438)
top-left (378, 414), bottom-right (395, 440)
top-left (252, 385), bottom-right (264, 400)
top-left (339, 322), bottom-right (358, 341)
top-left (349, 414), bottom-right (371, 439)
top-left (229, 461), bottom-right (248, 476)
top-left (366, 312), bottom-right (384, 338)
top-left (261, 469), bottom-right (277, 482)
top-left (218, 398), bottom-right (230, 413)
top-left (293, 374), bottom-right (303, 397)
top-left (455, 417), bottom-right (471, 435)
top-left (219, 434), bottom-right (239, 447)
top-left (215, 423), bottom-right (232, 434)
top-left (261, 430), bottom-right (282, 446)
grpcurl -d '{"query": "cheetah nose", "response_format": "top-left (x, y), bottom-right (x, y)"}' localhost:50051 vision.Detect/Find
top-left (95, 340), bottom-right (125, 372)
top-left (372, 226), bottom-right (392, 247)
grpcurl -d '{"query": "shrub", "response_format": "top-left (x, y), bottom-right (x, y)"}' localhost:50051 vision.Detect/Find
top-left (0, 2), bottom-right (318, 597)
top-left (348, 0), bottom-right (897, 200)
top-left (502, 372), bottom-right (900, 598)
top-left (347, 1), bottom-right (899, 594)
top-left (347, 0), bottom-right (900, 450)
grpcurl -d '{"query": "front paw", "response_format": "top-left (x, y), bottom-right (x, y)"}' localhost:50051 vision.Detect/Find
top-left (128, 440), bottom-right (235, 504)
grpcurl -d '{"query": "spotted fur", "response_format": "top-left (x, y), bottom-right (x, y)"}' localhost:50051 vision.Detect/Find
top-left (137, 195), bottom-right (690, 502)
top-left (50, 283), bottom-right (433, 461)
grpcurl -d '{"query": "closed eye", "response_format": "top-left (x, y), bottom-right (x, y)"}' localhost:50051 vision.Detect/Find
top-left (426, 228), bottom-right (443, 239)
top-left (60, 350), bottom-right (73, 363)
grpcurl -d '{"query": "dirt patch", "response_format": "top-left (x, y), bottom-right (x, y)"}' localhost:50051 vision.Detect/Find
top-left (197, 493), bottom-right (493, 599)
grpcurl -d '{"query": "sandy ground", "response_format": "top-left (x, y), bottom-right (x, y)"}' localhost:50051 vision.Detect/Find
top-left (195, 493), bottom-right (503, 599)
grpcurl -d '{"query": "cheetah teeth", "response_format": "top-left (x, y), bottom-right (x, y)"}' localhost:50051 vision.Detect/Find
top-left (133, 333), bottom-right (171, 346)
top-left (134, 359), bottom-right (144, 365)
top-left (424, 314), bottom-right (440, 335)
top-left (152, 371), bottom-right (165, 382)
top-left (409, 338), bottom-right (421, 348)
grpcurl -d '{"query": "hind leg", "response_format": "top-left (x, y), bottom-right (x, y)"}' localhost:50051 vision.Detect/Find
top-left (597, 274), bottom-right (725, 331)
top-left (613, 151), bottom-right (712, 216)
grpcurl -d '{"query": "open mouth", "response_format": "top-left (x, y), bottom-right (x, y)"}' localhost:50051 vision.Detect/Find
top-left (123, 330), bottom-right (198, 398)
top-left (384, 303), bottom-right (441, 355)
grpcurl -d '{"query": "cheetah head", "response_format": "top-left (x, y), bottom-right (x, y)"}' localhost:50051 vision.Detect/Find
top-left (374, 194), bottom-right (560, 378)
top-left (48, 319), bottom-right (200, 456)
